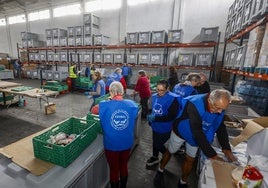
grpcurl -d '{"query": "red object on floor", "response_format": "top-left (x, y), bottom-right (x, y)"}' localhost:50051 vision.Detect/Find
top-left (66, 77), bottom-right (72, 91)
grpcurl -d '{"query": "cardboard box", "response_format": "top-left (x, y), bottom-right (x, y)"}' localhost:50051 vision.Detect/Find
top-left (44, 102), bottom-right (56, 115)
top-left (231, 116), bottom-right (268, 157)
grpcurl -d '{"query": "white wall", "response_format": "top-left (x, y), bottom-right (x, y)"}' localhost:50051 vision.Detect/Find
top-left (0, 0), bottom-right (234, 59)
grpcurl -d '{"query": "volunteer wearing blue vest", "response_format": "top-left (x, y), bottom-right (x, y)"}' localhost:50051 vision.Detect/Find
top-left (154, 89), bottom-right (237, 188)
top-left (173, 72), bottom-right (200, 97)
top-left (99, 81), bottom-right (138, 188)
top-left (146, 79), bottom-right (180, 167)
top-left (105, 68), bottom-right (127, 93)
top-left (86, 70), bottom-right (105, 110)
top-left (121, 63), bottom-right (132, 87)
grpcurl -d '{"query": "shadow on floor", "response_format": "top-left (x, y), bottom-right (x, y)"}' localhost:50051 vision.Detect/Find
top-left (0, 114), bottom-right (44, 147)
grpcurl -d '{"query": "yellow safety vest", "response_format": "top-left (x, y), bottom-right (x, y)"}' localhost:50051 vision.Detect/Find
top-left (69, 66), bottom-right (77, 78)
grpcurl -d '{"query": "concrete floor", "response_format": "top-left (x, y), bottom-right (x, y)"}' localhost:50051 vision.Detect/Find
top-left (0, 78), bottom-right (198, 188)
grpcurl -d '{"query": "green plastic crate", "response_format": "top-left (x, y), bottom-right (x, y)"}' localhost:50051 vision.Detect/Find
top-left (86, 113), bottom-right (102, 134)
top-left (94, 94), bottom-right (110, 105)
top-left (150, 76), bottom-right (166, 84)
top-left (32, 117), bottom-right (99, 167)
top-left (0, 93), bottom-right (14, 102)
top-left (46, 81), bottom-right (60, 86)
top-left (0, 65), bottom-right (5, 71)
top-left (11, 86), bottom-right (33, 92)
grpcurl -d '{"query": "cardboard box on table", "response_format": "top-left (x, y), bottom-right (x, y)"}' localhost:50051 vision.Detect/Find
top-left (199, 117), bottom-right (268, 188)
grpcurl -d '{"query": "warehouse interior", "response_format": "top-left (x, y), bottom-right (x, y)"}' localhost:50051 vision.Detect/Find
top-left (0, 0), bottom-right (268, 188)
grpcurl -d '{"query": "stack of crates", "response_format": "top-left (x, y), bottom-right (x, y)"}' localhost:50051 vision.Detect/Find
top-left (75, 26), bottom-right (84, 46)
top-left (84, 13), bottom-right (100, 46)
top-left (75, 76), bottom-right (93, 90)
top-left (46, 28), bottom-right (67, 47)
top-left (42, 81), bottom-right (68, 92)
top-left (67, 26), bottom-right (76, 46)
top-left (21, 32), bottom-right (44, 48)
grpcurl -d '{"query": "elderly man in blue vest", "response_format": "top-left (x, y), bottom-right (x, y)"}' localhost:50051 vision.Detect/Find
top-left (154, 89), bottom-right (238, 188)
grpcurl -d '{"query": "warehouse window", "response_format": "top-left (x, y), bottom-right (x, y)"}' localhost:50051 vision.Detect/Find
top-left (85, 0), bottom-right (121, 12)
top-left (128, 0), bottom-right (158, 6)
top-left (8, 14), bottom-right (26, 24)
top-left (53, 3), bottom-right (81, 17)
top-left (0, 18), bottom-right (6, 26)
top-left (28, 9), bottom-right (50, 21)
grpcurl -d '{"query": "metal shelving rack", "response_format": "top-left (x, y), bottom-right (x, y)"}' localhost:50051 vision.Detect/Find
top-left (221, 12), bottom-right (268, 115)
top-left (18, 41), bottom-right (219, 82)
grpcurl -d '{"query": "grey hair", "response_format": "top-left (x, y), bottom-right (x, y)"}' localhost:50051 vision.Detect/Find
top-left (185, 73), bottom-right (201, 82)
top-left (138, 70), bottom-right (146, 76)
top-left (109, 81), bottom-right (124, 95)
top-left (209, 89), bottom-right (231, 103)
top-left (114, 68), bottom-right (122, 74)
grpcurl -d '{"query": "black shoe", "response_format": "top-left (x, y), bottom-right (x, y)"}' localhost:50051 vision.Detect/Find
top-left (177, 180), bottom-right (188, 188)
top-left (153, 171), bottom-right (164, 188)
top-left (146, 156), bottom-right (159, 166)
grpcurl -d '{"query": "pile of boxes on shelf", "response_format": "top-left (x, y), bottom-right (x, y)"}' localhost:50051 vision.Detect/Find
top-left (125, 27), bottom-right (218, 66)
top-left (224, 0), bottom-right (268, 75)
top-left (26, 13), bottom-right (110, 64)
top-left (235, 80), bottom-right (268, 115)
top-left (0, 53), bottom-right (14, 80)
top-left (225, 0), bottom-right (268, 40)
top-left (21, 32), bottom-right (45, 48)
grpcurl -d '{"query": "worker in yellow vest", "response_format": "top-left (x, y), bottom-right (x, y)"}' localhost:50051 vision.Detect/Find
top-left (69, 63), bottom-right (78, 92)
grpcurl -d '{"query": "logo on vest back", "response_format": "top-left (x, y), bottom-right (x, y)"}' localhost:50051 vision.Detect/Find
top-left (111, 110), bottom-right (129, 130)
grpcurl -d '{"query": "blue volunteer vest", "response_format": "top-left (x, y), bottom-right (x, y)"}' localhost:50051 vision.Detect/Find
top-left (177, 94), bottom-right (225, 146)
top-left (173, 84), bottom-right (198, 97)
top-left (92, 79), bottom-right (106, 99)
top-left (121, 66), bottom-right (129, 76)
top-left (105, 73), bottom-right (122, 87)
top-left (99, 99), bottom-right (138, 151)
top-left (151, 92), bottom-right (178, 133)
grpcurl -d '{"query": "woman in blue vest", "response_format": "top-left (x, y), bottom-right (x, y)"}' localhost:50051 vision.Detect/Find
top-left (146, 79), bottom-right (180, 167)
top-left (172, 72), bottom-right (200, 97)
top-left (154, 89), bottom-right (237, 188)
top-left (105, 68), bottom-right (127, 93)
top-left (86, 70), bottom-right (105, 110)
top-left (99, 81), bottom-right (138, 188)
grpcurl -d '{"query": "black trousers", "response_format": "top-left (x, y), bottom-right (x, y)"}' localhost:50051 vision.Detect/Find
top-left (152, 131), bottom-right (171, 158)
top-left (140, 97), bottom-right (149, 118)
